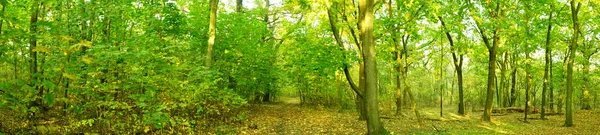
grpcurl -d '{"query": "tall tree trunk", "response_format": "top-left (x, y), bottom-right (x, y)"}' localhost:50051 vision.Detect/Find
top-left (549, 55), bottom-right (554, 113)
top-left (439, 16), bottom-right (465, 114)
top-left (471, 2), bottom-right (501, 121)
top-left (483, 38), bottom-right (498, 121)
top-left (205, 0), bottom-right (218, 68)
top-left (261, 0), bottom-right (272, 102)
top-left (30, 0), bottom-right (41, 108)
top-left (565, 0), bottom-right (580, 127)
top-left (439, 35), bottom-right (444, 117)
top-left (356, 0), bottom-right (368, 121)
top-left (524, 53), bottom-right (531, 122)
top-left (542, 7), bottom-right (554, 119)
top-left (509, 54), bottom-right (518, 107)
top-left (581, 55), bottom-right (592, 110)
top-left (558, 54), bottom-right (568, 114)
top-left (359, 0), bottom-right (387, 133)
top-left (385, 0), bottom-right (403, 116)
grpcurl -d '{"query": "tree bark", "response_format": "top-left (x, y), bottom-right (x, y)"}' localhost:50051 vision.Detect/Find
top-left (471, 1), bottom-right (501, 121)
top-left (205, 0), bottom-right (218, 68)
top-left (565, 0), bottom-right (580, 127)
top-left (385, 0), bottom-right (403, 116)
top-left (581, 56), bottom-right (592, 110)
top-left (437, 16), bottom-right (466, 114)
top-left (29, 0), bottom-right (41, 109)
top-left (509, 55), bottom-right (518, 107)
top-left (542, 7), bottom-right (554, 119)
top-left (524, 53), bottom-right (531, 122)
top-left (359, 0), bottom-right (387, 133)
top-left (549, 54), bottom-right (554, 113)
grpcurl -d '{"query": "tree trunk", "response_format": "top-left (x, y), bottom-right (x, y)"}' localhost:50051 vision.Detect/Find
top-left (439, 36), bottom-right (444, 117)
top-left (205, 0), bottom-right (218, 68)
top-left (565, 1), bottom-right (580, 127)
top-left (438, 15), bottom-right (465, 114)
top-left (326, 7), bottom-right (365, 118)
top-left (524, 53), bottom-right (531, 122)
top-left (549, 56), bottom-right (554, 113)
top-left (483, 41), bottom-right (498, 121)
top-left (359, 0), bottom-right (387, 133)
top-left (581, 56), bottom-right (592, 110)
top-left (358, 62), bottom-right (367, 120)
top-left (542, 8), bottom-right (554, 119)
top-left (509, 54), bottom-right (518, 107)
top-left (472, 2), bottom-right (502, 121)
top-left (236, 0), bottom-right (243, 12)
top-left (395, 62), bottom-right (402, 115)
top-left (385, 0), bottom-right (403, 116)
top-left (29, 0), bottom-right (41, 108)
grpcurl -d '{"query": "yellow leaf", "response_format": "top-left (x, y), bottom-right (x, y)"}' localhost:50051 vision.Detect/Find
top-left (82, 56), bottom-right (94, 64)
top-left (63, 73), bottom-right (76, 80)
top-left (144, 126), bottom-right (150, 133)
top-left (32, 46), bottom-right (50, 53)
top-left (77, 40), bottom-right (93, 48)
top-left (60, 35), bottom-right (74, 42)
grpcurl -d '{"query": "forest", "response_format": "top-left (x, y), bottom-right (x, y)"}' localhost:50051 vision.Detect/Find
top-left (0, 0), bottom-right (599, 134)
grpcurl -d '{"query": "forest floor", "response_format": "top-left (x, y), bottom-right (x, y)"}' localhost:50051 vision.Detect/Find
top-left (211, 96), bottom-right (600, 135)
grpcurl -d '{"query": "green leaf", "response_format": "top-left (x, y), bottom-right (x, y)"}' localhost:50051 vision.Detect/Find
top-left (42, 80), bottom-right (56, 90)
top-left (0, 0), bottom-right (7, 6)
top-left (43, 93), bottom-right (55, 105)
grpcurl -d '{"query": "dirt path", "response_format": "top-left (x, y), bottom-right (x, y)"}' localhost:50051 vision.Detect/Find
top-left (237, 97), bottom-right (366, 134)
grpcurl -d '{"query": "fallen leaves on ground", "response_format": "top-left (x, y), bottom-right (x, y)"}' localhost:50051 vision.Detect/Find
top-left (203, 97), bottom-right (600, 135)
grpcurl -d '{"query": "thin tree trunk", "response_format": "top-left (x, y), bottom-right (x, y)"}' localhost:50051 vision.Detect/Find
top-left (524, 53), bottom-right (531, 122)
top-left (542, 7), bottom-right (554, 119)
top-left (581, 55), bottom-right (593, 110)
top-left (439, 35), bottom-right (444, 117)
top-left (326, 7), bottom-right (363, 101)
top-left (385, 0), bottom-right (403, 116)
top-left (436, 16), bottom-right (464, 113)
top-left (549, 55), bottom-right (554, 113)
top-left (205, 0), bottom-right (218, 68)
top-left (30, 0), bottom-right (41, 108)
top-left (510, 54), bottom-right (518, 107)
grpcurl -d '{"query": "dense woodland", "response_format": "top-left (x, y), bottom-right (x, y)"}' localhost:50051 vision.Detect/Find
top-left (0, 0), bottom-right (599, 134)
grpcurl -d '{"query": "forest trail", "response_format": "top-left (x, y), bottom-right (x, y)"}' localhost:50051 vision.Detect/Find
top-left (227, 97), bottom-right (600, 135)
top-left (235, 96), bottom-right (367, 134)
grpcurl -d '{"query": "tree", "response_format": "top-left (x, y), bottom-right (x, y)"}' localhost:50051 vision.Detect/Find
top-left (29, 0), bottom-right (41, 110)
top-left (565, 0), bottom-right (581, 127)
top-left (326, 4), bottom-right (363, 105)
top-left (205, 0), bottom-right (218, 68)
top-left (438, 16), bottom-right (465, 115)
top-left (384, 0), bottom-right (403, 116)
top-left (468, 0), bottom-right (504, 121)
top-left (542, 3), bottom-right (555, 119)
top-left (359, 0), bottom-right (387, 133)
